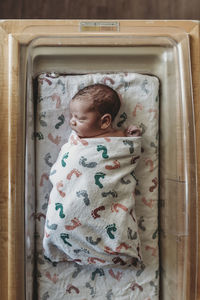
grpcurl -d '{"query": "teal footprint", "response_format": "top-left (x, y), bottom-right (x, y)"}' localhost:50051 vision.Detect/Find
top-left (91, 268), bottom-right (105, 281)
top-left (94, 172), bottom-right (106, 189)
top-left (55, 203), bottom-right (65, 219)
top-left (106, 223), bottom-right (117, 239)
top-left (60, 233), bottom-right (72, 247)
top-left (61, 152), bottom-right (69, 167)
top-left (55, 114), bottom-right (65, 129)
top-left (97, 145), bottom-right (109, 159)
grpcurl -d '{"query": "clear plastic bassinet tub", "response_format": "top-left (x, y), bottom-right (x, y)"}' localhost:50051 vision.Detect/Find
top-left (0, 20), bottom-right (199, 300)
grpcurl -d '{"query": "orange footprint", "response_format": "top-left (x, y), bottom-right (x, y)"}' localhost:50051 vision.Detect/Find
top-left (65, 218), bottom-right (82, 230)
top-left (105, 160), bottom-right (120, 170)
top-left (66, 169), bottom-right (82, 180)
top-left (56, 180), bottom-right (66, 198)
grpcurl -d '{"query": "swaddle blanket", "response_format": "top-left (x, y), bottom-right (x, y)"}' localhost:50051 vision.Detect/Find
top-left (43, 131), bottom-right (142, 268)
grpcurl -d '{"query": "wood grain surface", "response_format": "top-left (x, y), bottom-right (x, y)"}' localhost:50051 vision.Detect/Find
top-left (0, 0), bottom-right (199, 19)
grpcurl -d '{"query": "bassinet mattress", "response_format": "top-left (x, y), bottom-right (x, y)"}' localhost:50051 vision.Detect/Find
top-left (35, 72), bottom-right (159, 299)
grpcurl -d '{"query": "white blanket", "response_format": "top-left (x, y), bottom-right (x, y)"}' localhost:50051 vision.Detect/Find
top-left (43, 132), bottom-right (142, 268)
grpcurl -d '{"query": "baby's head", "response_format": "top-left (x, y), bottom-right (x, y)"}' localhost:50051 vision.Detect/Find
top-left (69, 84), bottom-right (121, 138)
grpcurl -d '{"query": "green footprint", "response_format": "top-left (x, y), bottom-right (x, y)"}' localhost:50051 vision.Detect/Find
top-left (94, 172), bottom-right (106, 189)
top-left (97, 145), bottom-right (109, 159)
top-left (60, 233), bottom-right (72, 246)
top-left (106, 223), bottom-right (117, 239)
top-left (55, 114), bottom-right (65, 129)
top-left (61, 152), bottom-right (69, 167)
top-left (55, 203), bottom-right (65, 219)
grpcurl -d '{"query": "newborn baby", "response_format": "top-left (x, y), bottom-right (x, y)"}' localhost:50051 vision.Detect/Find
top-left (69, 83), bottom-right (141, 138)
top-left (43, 83), bottom-right (143, 268)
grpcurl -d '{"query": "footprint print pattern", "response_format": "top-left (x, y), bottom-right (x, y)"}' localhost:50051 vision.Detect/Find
top-left (123, 140), bottom-right (134, 154)
top-left (131, 170), bottom-right (139, 185)
top-left (94, 172), bottom-right (106, 189)
top-left (39, 112), bottom-right (47, 127)
top-left (72, 264), bottom-right (83, 278)
top-left (86, 236), bottom-right (101, 245)
top-left (127, 227), bottom-right (137, 240)
top-left (112, 257), bottom-right (126, 266)
top-left (106, 224), bottom-right (117, 239)
top-left (97, 145), bottom-right (109, 159)
top-left (44, 153), bottom-right (53, 167)
top-left (76, 190), bottom-right (90, 206)
top-left (85, 282), bottom-right (96, 297)
top-left (65, 218), bottom-right (82, 230)
top-left (74, 248), bottom-right (90, 254)
top-left (79, 156), bottom-right (97, 168)
top-left (44, 134), bottom-right (143, 272)
top-left (91, 206), bottom-right (105, 219)
top-left (61, 152), bottom-right (69, 167)
top-left (60, 233), bottom-right (72, 247)
top-left (55, 114), bottom-right (65, 129)
top-left (57, 79), bottom-right (66, 94)
top-left (33, 131), bottom-right (44, 140)
top-left (85, 282), bottom-right (96, 298)
top-left (46, 220), bottom-right (58, 230)
top-left (102, 190), bottom-right (118, 198)
top-left (91, 268), bottom-right (105, 281)
top-left (55, 203), bottom-right (65, 219)
top-left (117, 112), bottom-right (127, 127)
top-left (66, 284), bottom-right (80, 294)
top-left (120, 176), bottom-right (131, 184)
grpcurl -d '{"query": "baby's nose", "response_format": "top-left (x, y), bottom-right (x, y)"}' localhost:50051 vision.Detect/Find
top-left (70, 119), bottom-right (76, 126)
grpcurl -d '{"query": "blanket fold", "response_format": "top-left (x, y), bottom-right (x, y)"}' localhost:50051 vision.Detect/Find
top-left (43, 132), bottom-right (143, 268)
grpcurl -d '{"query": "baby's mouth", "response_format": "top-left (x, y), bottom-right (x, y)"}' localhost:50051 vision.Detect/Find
top-left (70, 125), bottom-right (76, 131)
top-left (71, 128), bottom-right (80, 135)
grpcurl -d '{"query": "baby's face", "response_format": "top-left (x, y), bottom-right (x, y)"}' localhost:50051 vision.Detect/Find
top-left (69, 99), bottom-right (102, 138)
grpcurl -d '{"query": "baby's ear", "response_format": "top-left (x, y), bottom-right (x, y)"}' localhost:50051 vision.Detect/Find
top-left (100, 114), bottom-right (112, 129)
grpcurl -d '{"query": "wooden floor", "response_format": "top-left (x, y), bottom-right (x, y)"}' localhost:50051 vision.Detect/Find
top-left (0, 0), bottom-right (199, 19)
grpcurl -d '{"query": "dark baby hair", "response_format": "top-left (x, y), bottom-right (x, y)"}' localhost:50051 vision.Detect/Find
top-left (72, 83), bottom-right (121, 121)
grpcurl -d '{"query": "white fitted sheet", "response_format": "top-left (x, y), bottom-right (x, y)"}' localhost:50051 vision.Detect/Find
top-left (34, 72), bottom-right (159, 299)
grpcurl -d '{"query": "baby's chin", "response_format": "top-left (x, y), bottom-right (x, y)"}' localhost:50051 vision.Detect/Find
top-left (74, 131), bottom-right (102, 139)
top-left (71, 129), bottom-right (90, 139)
